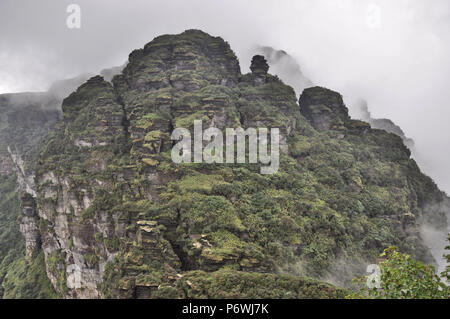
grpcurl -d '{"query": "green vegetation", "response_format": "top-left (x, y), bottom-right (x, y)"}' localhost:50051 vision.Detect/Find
top-left (350, 246), bottom-right (449, 299)
top-left (0, 173), bottom-right (56, 298)
top-left (444, 235), bottom-right (450, 282)
top-left (0, 173), bottom-right (23, 297)
top-left (157, 269), bottom-right (349, 299)
top-left (1, 252), bottom-right (58, 299)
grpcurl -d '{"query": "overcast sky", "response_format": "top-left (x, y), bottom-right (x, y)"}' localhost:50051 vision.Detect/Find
top-left (1, 0), bottom-right (450, 194)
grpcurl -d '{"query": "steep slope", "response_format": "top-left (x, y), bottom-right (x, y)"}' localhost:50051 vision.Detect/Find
top-left (0, 92), bottom-right (61, 298)
top-left (0, 65), bottom-right (131, 298)
top-left (0, 70), bottom-right (125, 298)
top-left (22, 30), bottom-right (449, 298)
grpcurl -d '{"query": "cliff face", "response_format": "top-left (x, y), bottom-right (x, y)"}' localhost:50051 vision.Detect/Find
top-left (0, 91), bottom-right (62, 298)
top-left (0, 65), bottom-right (125, 298)
top-left (12, 30), bottom-right (449, 298)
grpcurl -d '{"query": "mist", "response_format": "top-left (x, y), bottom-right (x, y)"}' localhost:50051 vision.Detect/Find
top-left (1, 0), bottom-right (450, 198)
top-left (420, 224), bottom-right (449, 274)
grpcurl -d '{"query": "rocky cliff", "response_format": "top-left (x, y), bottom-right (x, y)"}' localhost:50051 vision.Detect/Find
top-left (0, 91), bottom-right (62, 298)
top-left (4, 30), bottom-right (449, 299)
top-left (0, 68), bottom-right (126, 298)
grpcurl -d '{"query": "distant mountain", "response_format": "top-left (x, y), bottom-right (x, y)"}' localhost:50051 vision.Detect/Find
top-left (345, 97), bottom-right (415, 150)
top-left (256, 46), bottom-right (416, 149)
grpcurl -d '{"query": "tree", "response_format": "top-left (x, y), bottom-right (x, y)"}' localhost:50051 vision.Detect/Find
top-left (350, 246), bottom-right (449, 299)
top-left (442, 234), bottom-right (450, 282)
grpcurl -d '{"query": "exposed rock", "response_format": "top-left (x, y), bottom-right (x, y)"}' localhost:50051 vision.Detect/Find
top-left (7, 146), bottom-right (36, 196)
top-left (250, 55), bottom-right (269, 74)
top-left (19, 193), bottom-right (41, 258)
top-left (299, 86), bottom-right (350, 131)
top-left (249, 55), bottom-right (269, 85)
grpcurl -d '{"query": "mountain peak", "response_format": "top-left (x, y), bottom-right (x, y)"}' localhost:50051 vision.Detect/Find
top-left (117, 30), bottom-right (241, 94)
top-left (299, 86), bottom-right (350, 131)
top-left (250, 55), bottom-right (269, 75)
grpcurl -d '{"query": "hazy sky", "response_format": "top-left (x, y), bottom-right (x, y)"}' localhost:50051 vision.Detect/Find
top-left (1, 0), bottom-right (450, 193)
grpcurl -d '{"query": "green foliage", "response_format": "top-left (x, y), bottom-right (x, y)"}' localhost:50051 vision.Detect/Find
top-left (350, 247), bottom-right (449, 299)
top-left (0, 174), bottom-right (22, 264)
top-left (443, 234), bottom-right (450, 282)
top-left (172, 269), bottom-right (349, 299)
top-left (1, 252), bottom-right (58, 299)
top-left (0, 173), bottom-right (57, 298)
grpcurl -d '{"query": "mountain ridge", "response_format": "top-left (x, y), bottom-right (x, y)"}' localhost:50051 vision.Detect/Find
top-left (0, 29), bottom-right (448, 298)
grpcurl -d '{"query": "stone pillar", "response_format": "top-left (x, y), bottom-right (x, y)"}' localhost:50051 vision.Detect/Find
top-left (250, 55), bottom-right (269, 85)
top-left (19, 193), bottom-right (41, 258)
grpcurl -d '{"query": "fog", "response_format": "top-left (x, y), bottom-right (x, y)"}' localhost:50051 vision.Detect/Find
top-left (1, 0), bottom-right (450, 198)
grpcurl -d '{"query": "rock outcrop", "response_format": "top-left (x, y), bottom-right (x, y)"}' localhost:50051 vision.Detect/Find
top-left (19, 193), bottom-right (40, 258)
top-left (249, 55), bottom-right (270, 85)
top-left (299, 87), bottom-right (351, 132)
top-left (257, 46), bottom-right (313, 97)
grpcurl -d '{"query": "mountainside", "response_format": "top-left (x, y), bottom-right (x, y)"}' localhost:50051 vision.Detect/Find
top-left (0, 91), bottom-right (62, 298)
top-left (0, 68), bottom-right (123, 298)
top-left (1, 30), bottom-right (449, 299)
